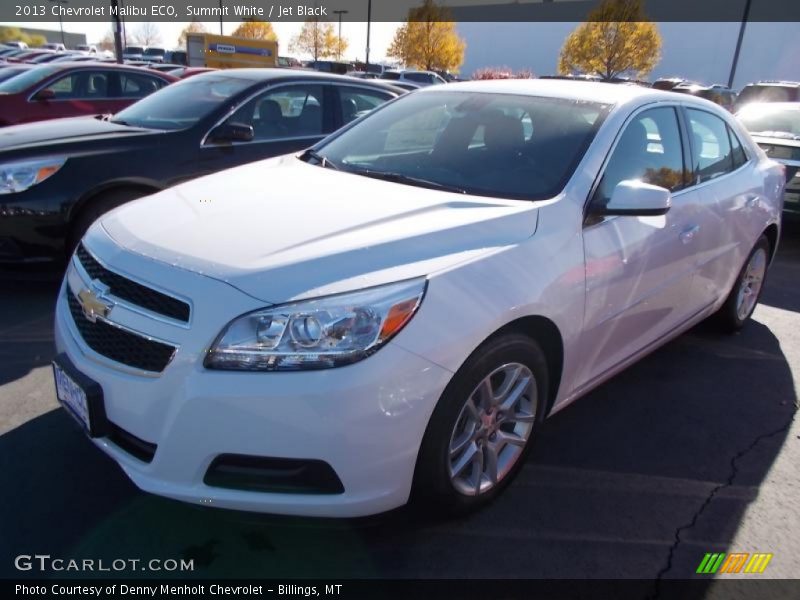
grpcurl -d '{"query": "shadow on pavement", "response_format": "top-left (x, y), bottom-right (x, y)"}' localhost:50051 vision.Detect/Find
top-left (0, 280), bottom-right (59, 386)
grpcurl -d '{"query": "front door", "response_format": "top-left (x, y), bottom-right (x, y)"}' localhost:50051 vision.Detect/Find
top-left (577, 105), bottom-right (703, 386)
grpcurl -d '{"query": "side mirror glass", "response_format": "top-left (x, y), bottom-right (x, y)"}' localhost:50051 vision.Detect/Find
top-left (596, 180), bottom-right (672, 217)
top-left (208, 122), bottom-right (254, 144)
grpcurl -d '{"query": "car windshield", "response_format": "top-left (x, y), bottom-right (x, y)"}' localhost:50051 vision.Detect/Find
top-left (125, 46), bottom-right (144, 54)
top-left (0, 64), bottom-right (63, 93)
top-left (144, 48), bottom-right (165, 56)
top-left (0, 67), bottom-right (28, 83)
top-left (738, 105), bottom-right (800, 138)
top-left (110, 74), bottom-right (254, 130)
top-left (314, 91), bottom-right (609, 200)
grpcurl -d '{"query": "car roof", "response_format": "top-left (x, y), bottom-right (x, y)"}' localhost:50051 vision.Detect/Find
top-left (188, 68), bottom-right (405, 88)
top-left (416, 78), bottom-right (679, 106)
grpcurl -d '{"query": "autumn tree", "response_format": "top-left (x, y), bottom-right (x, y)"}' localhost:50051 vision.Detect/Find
top-left (558, 0), bottom-right (661, 80)
top-left (231, 20), bottom-right (277, 41)
top-left (289, 19), bottom-right (339, 61)
top-left (178, 21), bottom-right (208, 46)
top-left (132, 22), bottom-right (162, 47)
top-left (387, 0), bottom-right (465, 73)
top-left (97, 29), bottom-right (115, 53)
top-left (0, 26), bottom-right (47, 47)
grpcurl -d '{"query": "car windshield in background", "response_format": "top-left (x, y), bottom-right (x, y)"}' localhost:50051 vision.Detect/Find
top-left (0, 64), bottom-right (62, 93)
top-left (110, 75), bottom-right (254, 130)
top-left (315, 91), bottom-right (609, 200)
top-left (738, 105), bottom-right (800, 139)
top-left (125, 46), bottom-right (144, 54)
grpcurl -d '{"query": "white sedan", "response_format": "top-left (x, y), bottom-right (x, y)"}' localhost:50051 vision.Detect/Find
top-left (53, 80), bottom-right (784, 517)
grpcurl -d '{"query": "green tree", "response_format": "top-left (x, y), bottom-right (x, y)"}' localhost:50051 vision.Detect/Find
top-left (0, 26), bottom-right (47, 47)
top-left (558, 0), bottom-right (661, 80)
top-left (231, 20), bottom-right (277, 41)
top-left (387, 0), bottom-right (465, 73)
top-left (289, 19), bottom-right (339, 61)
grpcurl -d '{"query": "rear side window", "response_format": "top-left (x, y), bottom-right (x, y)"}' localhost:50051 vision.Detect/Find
top-left (42, 70), bottom-right (110, 99)
top-left (728, 127), bottom-right (748, 170)
top-left (687, 109), bottom-right (733, 182)
top-left (120, 73), bottom-right (166, 98)
top-left (338, 87), bottom-right (392, 125)
top-left (593, 106), bottom-right (686, 206)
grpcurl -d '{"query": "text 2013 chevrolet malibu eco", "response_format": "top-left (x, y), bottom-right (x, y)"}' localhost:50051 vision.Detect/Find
top-left (53, 80), bottom-right (784, 517)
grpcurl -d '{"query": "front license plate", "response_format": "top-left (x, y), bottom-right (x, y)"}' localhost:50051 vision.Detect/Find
top-left (54, 361), bottom-right (90, 430)
top-left (52, 355), bottom-right (107, 437)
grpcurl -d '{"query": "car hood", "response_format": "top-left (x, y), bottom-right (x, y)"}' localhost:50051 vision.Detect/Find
top-left (100, 156), bottom-right (539, 303)
top-left (0, 116), bottom-right (154, 150)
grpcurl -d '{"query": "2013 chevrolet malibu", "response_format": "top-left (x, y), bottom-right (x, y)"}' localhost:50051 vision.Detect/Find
top-left (53, 80), bottom-right (784, 517)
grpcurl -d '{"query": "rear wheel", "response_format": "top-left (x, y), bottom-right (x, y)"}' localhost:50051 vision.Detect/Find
top-left (715, 235), bottom-right (770, 332)
top-left (412, 333), bottom-right (548, 514)
top-left (66, 188), bottom-right (148, 256)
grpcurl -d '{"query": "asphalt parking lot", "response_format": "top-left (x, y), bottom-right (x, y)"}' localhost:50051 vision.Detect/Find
top-left (1, 225), bottom-right (798, 586)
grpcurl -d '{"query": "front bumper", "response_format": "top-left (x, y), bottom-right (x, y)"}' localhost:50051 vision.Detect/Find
top-left (54, 228), bottom-right (453, 517)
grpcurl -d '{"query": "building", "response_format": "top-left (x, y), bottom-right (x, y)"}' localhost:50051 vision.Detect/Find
top-left (455, 1), bottom-right (799, 88)
top-left (11, 26), bottom-right (86, 49)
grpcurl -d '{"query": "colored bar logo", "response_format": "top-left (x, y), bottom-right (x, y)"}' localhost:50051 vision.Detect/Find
top-left (696, 552), bottom-right (773, 574)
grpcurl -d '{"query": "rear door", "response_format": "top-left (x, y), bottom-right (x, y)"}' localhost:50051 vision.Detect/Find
top-left (578, 104), bottom-right (703, 385)
top-left (198, 82), bottom-right (335, 173)
top-left (34, 68), bottom-right (119, 118)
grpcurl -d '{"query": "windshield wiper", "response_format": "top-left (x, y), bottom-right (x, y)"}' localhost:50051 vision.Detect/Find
top-left (346, 168), bottom-right (467, 194)
top-left (302, 149), bottom-right (340, 170)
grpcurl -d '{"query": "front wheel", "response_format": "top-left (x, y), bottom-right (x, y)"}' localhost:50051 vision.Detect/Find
top-left (715, 235), bottom-right (770, 332)
top-left (412, 333), bottom-right (548, 514)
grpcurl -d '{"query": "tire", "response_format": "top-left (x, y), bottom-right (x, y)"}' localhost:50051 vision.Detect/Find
top-left (412, 333), bottom-right (549, 514)
top-left (66, 188), bottom-right (148, 257)
top-left (714, 235), bottom-right (770, 333)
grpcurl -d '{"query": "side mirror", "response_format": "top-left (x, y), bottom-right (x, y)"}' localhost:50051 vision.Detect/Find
top-left (207, 122), bottom-right (254, 144)
top-left (597, 180), bottom-right (672, 217)
top-left (32, 88), bottom-right (56, 102)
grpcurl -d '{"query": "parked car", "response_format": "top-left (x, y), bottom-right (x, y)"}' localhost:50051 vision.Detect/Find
top-left (651, 77), bottom-right (686, 90)
top-left (51, 80), bottom-right (782, 517)
top-left (76, 44), bottom-right (97, 55)
top-left (0, 69), bottom-right (402, 269)
top-left (142, 47), bottom-right (167, 63)
top-left (737, 102), bottom-right (800, 217)
top-left (29, 51), bottom-right (79, 64)
top-left (736, 81), bottom-right (800, 109)
top-left (4, 41), bottom-right (28, 50)
top-left (166, 67), bottom-right (217, 79)
top-left (0, 64), bottom-right (32, 84)
top-left (671, 83), bottom-right (737, 111)
top-left (148, 63), bottom-right (183, 72)
top-left (41, 43), bottom-right (66, 52)
top-left (0, 63), bottom-right (177, 127)
top-left (7, 49), bottom-right (55, 63)
top-left (122, 46), bottom-right (145, 61)
top-left (305, 60), bottom-right (352, 75)
top-left (381, 69), bottom-right (447, 86)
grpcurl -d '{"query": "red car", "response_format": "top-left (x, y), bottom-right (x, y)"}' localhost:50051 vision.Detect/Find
top-left (0, 63), bottom-right (178, 126)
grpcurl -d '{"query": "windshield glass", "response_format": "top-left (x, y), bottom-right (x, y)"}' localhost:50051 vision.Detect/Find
top-left (315, 91), bottom-right (609, 200)
top-left (0, 64), bottom-right (62, 93)
top-left (144, 48), bottom-right (165, 56)
top-left (738, 105), bottom-right (800, 138)
top-left (125, 46), bottom-right (144, 54)
top-left (111, 74), bottom-right (253, 130)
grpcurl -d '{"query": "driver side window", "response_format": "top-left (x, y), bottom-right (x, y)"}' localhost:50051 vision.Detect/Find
top-left (592, 107), bottom-right (686, 208)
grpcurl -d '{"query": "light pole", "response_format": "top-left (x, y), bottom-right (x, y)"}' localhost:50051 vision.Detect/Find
top-left (110, 0), bottom-right (124, 63)
top-left (728, 0), bottom-right (753, 89)
top-left (219, 0), bottom-right (224, 35)
top-left (333, 10), bottom-right (348, 60)
top-left (48, 0), bottom-right (68, 46)
top-left (365, 0), bottom-right (372, 71)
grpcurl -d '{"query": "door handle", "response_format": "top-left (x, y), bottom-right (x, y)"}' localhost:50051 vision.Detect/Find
top-left (680, 224), bottom-right (701, 244)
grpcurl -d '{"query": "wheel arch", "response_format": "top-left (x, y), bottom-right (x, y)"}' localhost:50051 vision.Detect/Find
top-left (68, 178), bottom-right (164, 226)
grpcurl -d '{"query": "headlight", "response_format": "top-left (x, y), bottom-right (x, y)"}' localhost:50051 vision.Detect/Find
top-left (0, 157), bottom-right (66, 194)
top-left (205, 278), bottom-right (427, 371)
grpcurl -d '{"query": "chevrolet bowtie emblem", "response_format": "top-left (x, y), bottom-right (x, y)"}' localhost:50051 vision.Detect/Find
top-left (77, 280), bottom-right (113, 323)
